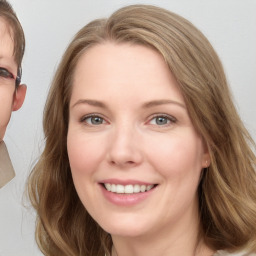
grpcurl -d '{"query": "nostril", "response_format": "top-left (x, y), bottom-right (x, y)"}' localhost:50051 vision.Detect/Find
top-left (107, 145), bottom-right (143, 167)
top-left (110, 160), bottom-right (136, 166)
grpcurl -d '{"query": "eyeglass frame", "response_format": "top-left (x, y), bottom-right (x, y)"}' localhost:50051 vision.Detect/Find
top-left (15, 67), bottom-right (22, 88)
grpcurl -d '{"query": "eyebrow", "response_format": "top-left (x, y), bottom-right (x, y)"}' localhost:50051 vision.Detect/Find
top-left (71, 99), bottom-right (108, 109)
top-left (142, 99), bottom-right (186, 109)
top-left (71, 99), bottom-right (185, 109)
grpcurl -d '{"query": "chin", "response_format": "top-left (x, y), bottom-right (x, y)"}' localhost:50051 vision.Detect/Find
top-left (98, 215), bottom-right (151, 238)
top-left (106, 227), bottom-right (146, 238)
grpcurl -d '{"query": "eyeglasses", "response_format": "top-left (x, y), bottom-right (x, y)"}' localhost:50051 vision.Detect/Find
top-left (0, 66), bottom-right (22, 88)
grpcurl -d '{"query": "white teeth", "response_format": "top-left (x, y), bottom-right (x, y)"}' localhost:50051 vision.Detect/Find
top-left (146, 185), bottom-right (154, 191)
top-left (124, 185), bottom-right (133, 194)
top-left (140, 185), bottom-right (146, 192)
top-left (111, 184), bottom-right (116, 192)
top-left (116, 184), bottom-right (124, 194)
top-left (105, 183), bottom-right (111, 191)
top-left (104, 183), bottom-right (155, 194)
top-left (134, 184), bottom-right (140, 193)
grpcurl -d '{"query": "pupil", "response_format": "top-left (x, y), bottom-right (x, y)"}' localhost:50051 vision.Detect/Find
top-left (92, 117), bottom-right (102, 124)
top-left (0, 68), bottom-right (12, 78)
top-left (156, 117), bottom-right (167, 125)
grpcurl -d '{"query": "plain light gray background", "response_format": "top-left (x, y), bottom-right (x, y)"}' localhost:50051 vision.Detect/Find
top-left (0, 0), bottom-right (255, 255)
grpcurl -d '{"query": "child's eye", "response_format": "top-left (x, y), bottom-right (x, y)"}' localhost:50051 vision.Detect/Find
top-left (148, 115), bottom-right (176, 126)
top-left (0, 67), bottom-right (14, 79)
top-left (81, 115), bottom-right (106, 125)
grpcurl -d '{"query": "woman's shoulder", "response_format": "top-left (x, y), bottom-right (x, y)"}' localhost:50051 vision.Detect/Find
top-left (214, 250), bottom-right (256, 256)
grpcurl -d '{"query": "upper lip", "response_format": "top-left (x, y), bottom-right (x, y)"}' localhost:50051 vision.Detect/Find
top-left (99, 179), bottom-right (156, 186)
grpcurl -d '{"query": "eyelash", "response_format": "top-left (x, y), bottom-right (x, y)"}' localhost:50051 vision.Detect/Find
top-left (147, 114), bottom-right (177, 127)
top-left (80, 114), bottom-right (107, 126)
top-left (80, 113), bottom-right (177, 127)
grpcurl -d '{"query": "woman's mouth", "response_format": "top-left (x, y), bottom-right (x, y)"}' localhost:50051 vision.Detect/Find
top-left (103, 183), bottom-right (156, 194)
top-left (99, 180), bottom-right (158, 206)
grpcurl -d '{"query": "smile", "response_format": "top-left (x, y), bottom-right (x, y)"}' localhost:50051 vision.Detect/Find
top-left (104, 183), bottom-right (155, 194)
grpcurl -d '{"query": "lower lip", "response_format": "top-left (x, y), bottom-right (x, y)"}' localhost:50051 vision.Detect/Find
top-left (100, 185), bottom-right (155, 206)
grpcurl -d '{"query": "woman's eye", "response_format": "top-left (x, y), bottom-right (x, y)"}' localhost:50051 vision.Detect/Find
top-left (149, 115), bottom-right (176, 126)
top-left (82, 115), bottom-right (106, 125)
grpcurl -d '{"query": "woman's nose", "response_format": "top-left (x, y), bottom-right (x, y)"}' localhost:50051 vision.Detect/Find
top-left (107, 124), bottom-right (143, 168)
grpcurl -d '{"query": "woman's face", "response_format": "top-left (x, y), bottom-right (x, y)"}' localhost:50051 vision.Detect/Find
top-left (67, 42), bottom-right (209, 238)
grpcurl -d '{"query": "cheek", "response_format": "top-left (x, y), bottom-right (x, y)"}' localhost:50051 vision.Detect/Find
top-left (67, 130), bottom-right (106, 211)
top-left (0, 89), bottom-right (14, 140)
top-left (146, 130), bottom-right (204, 178)
top-left (67, 131), bottom-right (105, 177)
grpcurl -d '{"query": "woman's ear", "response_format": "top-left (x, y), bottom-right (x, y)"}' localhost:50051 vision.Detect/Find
top-left (12, 84), bottom-right (27, 111)
top-left (201, 139), bottom-right (211, 168)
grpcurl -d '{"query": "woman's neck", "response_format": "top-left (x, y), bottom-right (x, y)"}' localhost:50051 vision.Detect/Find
top-left (111, 237), bottom-right (214, 256)
top-left (110, 203), bottom-right (214, 256)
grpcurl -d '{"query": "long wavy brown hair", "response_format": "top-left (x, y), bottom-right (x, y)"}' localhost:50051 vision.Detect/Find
top-left (27, 5), bottom-right (256, 256)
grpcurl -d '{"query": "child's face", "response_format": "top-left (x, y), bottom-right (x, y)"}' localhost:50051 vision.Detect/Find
top-left (0, 18), bottom-right (26, 141)
top-left (67, 43), bottom-right (210, 239)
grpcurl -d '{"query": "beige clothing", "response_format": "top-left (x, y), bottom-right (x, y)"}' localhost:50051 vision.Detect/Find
top-left (0, 141), bottom-right (15, 188)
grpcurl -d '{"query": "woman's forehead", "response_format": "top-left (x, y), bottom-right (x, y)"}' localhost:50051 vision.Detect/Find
top-left (70, 43), bottom-right (184, 107)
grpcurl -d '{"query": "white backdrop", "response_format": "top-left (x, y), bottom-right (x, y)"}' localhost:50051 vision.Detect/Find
top-left (0, 0), bottom-right (255, 255)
